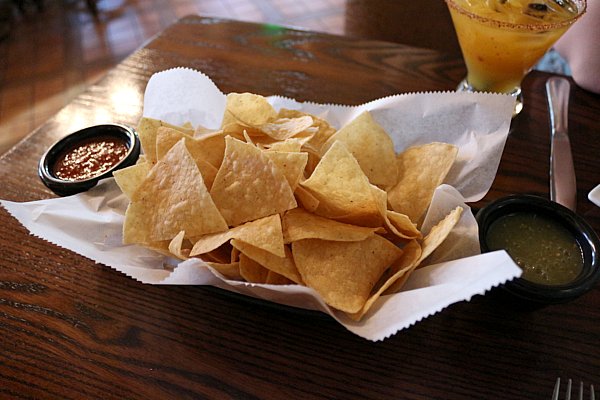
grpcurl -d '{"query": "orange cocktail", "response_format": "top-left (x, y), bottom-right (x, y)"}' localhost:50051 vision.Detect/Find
top-left (446, 0), bottom-right (585, 114)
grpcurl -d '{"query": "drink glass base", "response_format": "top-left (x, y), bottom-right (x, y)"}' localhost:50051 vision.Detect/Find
top-left (456, 78), bottom-right (523, 116)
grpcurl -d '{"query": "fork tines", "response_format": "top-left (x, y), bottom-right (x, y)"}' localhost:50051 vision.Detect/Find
top-left (553, 378), bottom-right (596, 400)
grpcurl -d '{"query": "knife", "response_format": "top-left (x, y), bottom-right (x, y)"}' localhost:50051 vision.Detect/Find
top-left (546, 77), bottom-right (577, 211)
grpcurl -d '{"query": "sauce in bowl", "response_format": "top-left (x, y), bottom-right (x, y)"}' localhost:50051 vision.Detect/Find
top-left (486, 211), bottom-right (584, 285)
top-left (52, 135), bottom-right (129, 181)
top-left (39, 124), bottom-right (140, 196)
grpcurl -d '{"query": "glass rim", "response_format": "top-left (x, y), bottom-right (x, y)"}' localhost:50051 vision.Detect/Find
top-left (445, 0), bottom-right (587, 31)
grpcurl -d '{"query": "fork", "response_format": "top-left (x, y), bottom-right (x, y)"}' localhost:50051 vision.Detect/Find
top-left (553, 378), bottom-right (596, 400)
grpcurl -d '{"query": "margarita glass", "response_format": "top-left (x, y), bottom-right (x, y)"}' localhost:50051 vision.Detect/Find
top-left (445, 0), bottom-right (586, 115)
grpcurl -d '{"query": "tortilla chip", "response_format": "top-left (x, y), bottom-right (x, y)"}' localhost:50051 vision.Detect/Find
top-left (239, 253), bottom-right (270, 283)
top-left (294, 185), bottom-right (320, 212)
top-left (155, 127), bottom-right (219, 188)
top-left (387, 142), bottom-right (458, 224)
top-left (224, 92), bottom-right (277, 126)
top-left (300, 141), bottom-right (382, 227)
top-left (210, 136), bottom-right (297, 226)
top-left (123, 139), bottom-right (228, 243)
top-left (418, 206), bottom-right (464, 265)
top-left (291, 235), bottom-right (402, 313)
top-left (190, 214), bottom-right (285, 258)
top-left (136, 117), bottom-right (194, 164)
top-left (231, 239), bottom-right (302, 284)
top-left (263, 151), bottom-right (308, 190)
top-left (322, 111), bottom-right (398, 186)
top-left (282, 208), bottom-right (378, 243)
top-left (113, 161), bottom-right (152, 199)
top-left (348, 239), bottom-right (422, 320)
top-left (168, 230), bottom-right (191, 260)
top-left (205, 261), bottom-right (243, 281)
top-left (258, 116), bottom-right (314, 140)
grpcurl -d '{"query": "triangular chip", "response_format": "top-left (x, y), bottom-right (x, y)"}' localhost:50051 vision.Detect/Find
top-left (190, 214), bottom-right (285, 258)
top-left (210, 136), bottom-right (297, 226)
top-left (282, 208), bottom-right (378, 243)
top-left (322, 111), bottom-right (398, 186)
top-left (239, 253), bottom-right (270, 284)
top-left (294, 185), bottom-right (320, 212)
top-left (371, 185), bottom-right (421, 240)
top-left (348, 239), bottom-right (422, 320)
top-left (291, 235), bottom-right (402, 313)
top-left (300, 141), bottom-right (382, 227)
top-left (418, 206), bottom-right (464, 265)
top-left (168, 230), bottom-right (191, 260)
top-left (206, 261), bottom-right (243, 281)
top-left (155, 127), bottom-right (219, 188)
top-left (223, 92), bottom-right (277, 127)
top-left (387, 142), bottom-right (458, 224)
top-left (258, 116), bottom-right (314, 140)
top-left (263, 151), bottom-right (308, 190)
top-left (277, 108), bottom-right (337, 153)
top-left (265, 138), bottom-right (304, 152)
top-left (113, 160), bottom-right (151, 199)
top-left (231, 239), bottom-right (302, 284)
top-left (136, 117), bottom-right (194, 164)
top-left (123, 139), bottom-right (228, 243)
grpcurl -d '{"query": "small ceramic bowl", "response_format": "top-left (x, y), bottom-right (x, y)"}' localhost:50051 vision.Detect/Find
top-left (38, 124), bottom-right (140, 196)
top-left (477, 194), bottom-right (600, 304)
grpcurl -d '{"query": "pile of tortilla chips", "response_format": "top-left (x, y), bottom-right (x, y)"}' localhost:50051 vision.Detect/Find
top-left (115, 92), bottom-right (462, 320)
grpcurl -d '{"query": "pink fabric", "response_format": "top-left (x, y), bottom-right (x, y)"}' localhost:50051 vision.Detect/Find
top-left (554, 0), bottom-right (600, 94)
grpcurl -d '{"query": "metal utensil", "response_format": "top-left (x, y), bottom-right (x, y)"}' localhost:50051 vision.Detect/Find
top-left (547, 77), bottom-right (577, 211)
top-left (552, 378), bottom-right (596, 400)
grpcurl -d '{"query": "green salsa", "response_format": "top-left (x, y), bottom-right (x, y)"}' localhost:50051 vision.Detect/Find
top-left (486, 212), bottom-right (584, 285)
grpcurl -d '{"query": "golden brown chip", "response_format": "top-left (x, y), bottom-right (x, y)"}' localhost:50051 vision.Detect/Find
top-left (300, 141), bottom-right (382, 227)
top-left (265, 270), bottom-right (294, 285)
top-left (322, 111), bottom-right (398, 186)
top-left (205, 261), bottom-right (243, 281)
top-left (282, 208), bottom-right (378, 243)
top-left (239, 253), bottom-right (270, 283)
top-left (291, 235), bottom-right (402, 313)
top-left (123, 139), bottom-right (228, 244)
top-left (113, 161), bottom-right (151, 199)
top-left (231, 239), bottom-right (302, 284)
top-left (155, 127), bottom-right (219, 188)
top-left (294, 185), bottom-right (320, 212)
top-left (168, 230), bottom-right (191, 260)
top-left (265, 138), bottom-right (304, 152)
top-left (387, 142), bottom-right (458, 224)
top-left (223, 92), bottom-right (277, 127)
top-left (348, 239), bottom-right (422, 320)
top-left (258, 116), bottom-right (314, 141)
top-left (210, 136), bottom-right (297, 226)
top-left (418, 206), bottom-right (464, 265)
top-left (263, 151), bottom-right (308, 190)
top-left (136, 117), bottom-right (194, 164)
top-left (277, 108), bottom-right (337, 153)
top-left (190, 214), bottom-right (285, 258)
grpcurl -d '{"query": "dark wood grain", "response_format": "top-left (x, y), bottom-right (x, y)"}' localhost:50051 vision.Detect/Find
top-left (0, 16), bottom-right (599, 400)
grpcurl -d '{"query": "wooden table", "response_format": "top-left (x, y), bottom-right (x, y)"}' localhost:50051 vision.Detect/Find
top-left (1, 16), bottom-right (599, 400)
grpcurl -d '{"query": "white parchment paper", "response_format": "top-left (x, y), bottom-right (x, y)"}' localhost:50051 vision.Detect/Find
top-left (1, 68), bottom-right (522, 341)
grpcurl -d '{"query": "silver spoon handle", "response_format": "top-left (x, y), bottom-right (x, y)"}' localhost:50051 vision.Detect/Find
top-left (546, 77), bottom-right (577, 211)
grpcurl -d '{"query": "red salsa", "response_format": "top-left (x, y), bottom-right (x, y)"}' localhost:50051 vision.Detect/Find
top-left (52, 135), bottom-right (128, 181)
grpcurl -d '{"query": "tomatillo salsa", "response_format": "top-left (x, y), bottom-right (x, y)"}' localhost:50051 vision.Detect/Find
top-left (52, 135), bottom-right (128, 181)
top-left (486, 211), bottom-right (584, 285)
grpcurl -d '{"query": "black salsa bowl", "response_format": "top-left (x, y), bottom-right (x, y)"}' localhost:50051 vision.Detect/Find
top-left (38, 124), bottom-right (140, 196)
top-left (476, 194), bottom-right (600, 304)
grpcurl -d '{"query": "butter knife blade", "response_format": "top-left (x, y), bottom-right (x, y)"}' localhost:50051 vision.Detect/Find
top-left (546, 77), bottom-right (577, 211)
